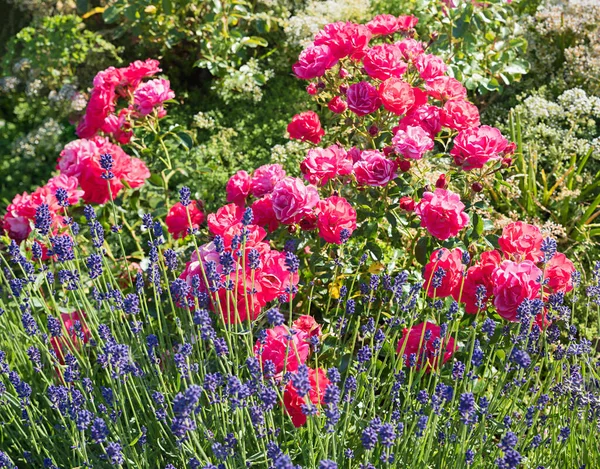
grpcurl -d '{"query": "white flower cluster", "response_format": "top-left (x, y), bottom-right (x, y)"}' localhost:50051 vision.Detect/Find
top-left (214, 58), bottom-right (275, 103)
top-left (12, 118), bottom-right (65, 159)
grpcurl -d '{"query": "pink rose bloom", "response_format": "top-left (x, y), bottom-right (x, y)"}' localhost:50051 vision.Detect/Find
top-left (133, 78), bottom-right (175, 116)
top-left (450, 125), bottom-right (509, 170)
top-left (353, 150), bottom-right (397, 187)
top-left (92, 66), bottom-right (123, 89)
top-left (251, 164), bottom-right (286, 198)
top-left (226, 170), bottom-right (251, 205)
top-left (498, 222), bottom-right (544, 263)
top-left (271, 177), bottom-right (320, 225)
top-left (76, 87), bottom-right (116, 139)
top-left (207, 203), bottom-right (245, 238)
top-left (2, 192), bottom-right (36, 242)
top-left (300, 145), bottom-right (353, 185)
top-left (423, 248), bottom-right (464, 298)
top-left (214, 273), bottom-right (265, 324)
top-left (257, 250), bottom-right (300, 303)
top-left (396, 38), bottom-right (424, 61)
top-left (121, 58), bottom-right (161, 88)
top-left (125, 158), bottom-right (151, 189)
top-left (315, 196), bottom-right (357, 244)
top-left (415, 54), bottom-right (448, 80)
top-left (453, 250), bottom-right (502, 313)
top-left (287, 111), bottom-right (325, 144)
top-left (293, 315), bottom-right (322, 338)
top-left (283, 368), bottom-right (329, 427)
top-left (293, 44), bottom-right (338, 79)
top-left (254, 325), bottom-right (309, 376)
top-left (415, 189), bottom-right (469, 240)
top-left (50, 311), bottom-right (91, 365)
top-left (313, 22), bottom-right (352, 59)
top-left (166, 200), bottom-right (205, 239)
top-left (396, 105), bottom-right (442, 137)
top-left (425, 76), bottom-right (467, 101)
top-left (442, 99), bottom-right (480, 130)
top-left (492, 260), bottom-right (543, 321)
top-left (544, 252), bottom-right (575, 294)
top-left (347, 81), bottom-right (382, 116)
top-left (367, 14), bottom-right (401, 35)
top-left (39, 175), bottom-right (85, 210)
top-left (392, 125), bottom-right (434, 159)
top-left (396, 322), bottom-right (457, 371)
top-left (397, 15), bottom-right (419, 30)
top-left (363, 44), bottom-right (407, 81)
top-left (58, 138), bottom-right (99, 178)
top-left (101, 109), bottom-right (134, 144)
top-left (343, 23), bottom-right (372, 60)
top-left (251, 195), bottom-right (279, 232)
top-left (379, 78), bottom-right (415, 115)
top-left (327, 96), bottom-right (348, 114)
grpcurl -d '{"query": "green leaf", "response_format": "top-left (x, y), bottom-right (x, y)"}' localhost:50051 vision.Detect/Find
top-left (415, 237), bottom-right (431, 266)
top-left (176, 132), bottom-right (194, 151)
top-left (162, 0), bottom-right (172, 14)
top-left (240, 36), bottom-right (268, 48)
top-left (102, 5), bottom-right (121, 23)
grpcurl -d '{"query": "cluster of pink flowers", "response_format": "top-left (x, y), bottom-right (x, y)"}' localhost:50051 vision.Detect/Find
top-left (254, 316), bottom-right (329, 427)
top-left (77, 59), bottom-right (175, 144)
top-left (224, 164), bottom-right (357, 245)
top-left (423, 222), bottom-right (576, 322)
top-left (289, 15), bottom-right (512, 172)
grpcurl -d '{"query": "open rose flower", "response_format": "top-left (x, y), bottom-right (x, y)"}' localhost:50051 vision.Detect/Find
top-left (133, 78), bottom-right (175, 116)
top-left (425, 76), bottom-right (467, 101)
top-left (271, 177), bottom-right (320, 225)
top-left (254, 326), bottom-right (310, 377)
top-left (353, 150), bottom-right (397, 186)
top-left (396, 38), bottom-right (424, 61)
top-left (257, 251), bottom-right (300, 303)
top-left (415, 189), bottom-right (469, 240)
top-left (293, 44), bottom-right (338, 79)
top-left (287, 111), bottom-right (325, 144)
top-left (453, 250), bottom-right (502, 313)
top-left (226, 170), bottom-right (251, 205)
top-left (300, 145), bottom-right (353, 185)
top-left (293, 316), bottom-right (322, 338)
top-left (379, 78), bottom-right (415, 115)
top-left (415, 54), bottom-right (448, 80)
top-left (315, 196), bottom-right (357, 244)
top-left (363, 44), bottom-right (407, 81)
top-left (423, 248), bottom-right (464, 298)
top-left (392, 125), bottom-right (434, 159)
top-left (283, 367), bottom-right (330, 427)
top-left (442, 99), bottom-right (480, 131)
top-left (544, 253), bottom-right (575, 294)
top-left (492, 260), bottom-right (543, 321)
top-left (367, 14), bottom-right (401, 35)
top-left (251, 164), bottom-right (286, 198)
top-left (498, 222), bottom-right (544, 263)
top-left (251, 195), bottom-right (279, 232)
top-left (450, 126), bottom-right (509, 170)
top-left (207, 203), bottom-right (244, 238)
top-left (347, 81), bottom-right (382, 116)
top-left (166, 201), bottom-right (205, 239)
top-left (396, 322), bottom-right (457, 371)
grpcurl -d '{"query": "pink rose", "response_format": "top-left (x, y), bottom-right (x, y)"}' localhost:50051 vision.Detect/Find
top-left (76, 86), bottom-right (116, 138)
top-left (300, 145), bottom-right (353, 185)
top-left (425, 76), bottom-right (467, 101)
top-left (133, 78), bottom-right (175, 116)
top-left (498, 222), bottom-right (544, 263)
top-left (101, 108), bottom-right (133, 144)
top-left (254, 325), bottom-right (310, 376)
top-left (214, 273), bottom-right (265, 324)
top-left (314, 22), bottom-right (352, 59)
top-left (392, 125), bottom-right (434, 159)
top-left (287, 111), bottom-right (325, 144)
top-left (124, 157), bottom-right (150, 189)
top-left (347, 81), bottom-right (382, 116)
top-left (293, 315), bottom-right (322, 338)
top-left (423, 248), bottom-right (464, 298)
top-left (344, 23), bottom-right (372, 60)
top-left (250, 164), bottom-right (286, 198)
top-left (396, 38), bottom-right (424, 61)
top-left (166, 200), bottom-right (205, 239)
top-left (379, 78), bottom-right (415, 115)
top-left (226, 170), bottom-right (251, 205)
top-left (283, 368), bottom-right (329, 427)
top-left (121, 59), bottom-right (161, 88)
top-left (293, 44), bottom-right (338, 79)
top-left (207, 203), bottom-right (244, 237)
top-left (492, 260), bottom-right (543, 321)
top-left (415, 54), bottom-right (448, 80)
top-left (450, 126), bottom-right (509, 170)
top-left (396, 322), bottom-right (457, 371)
top-left (251, 195), bottom-right (279, 232)
top-left (327, 96), bottom-right (348, 114)
top-left (271, 177), bottom-right (320, 225)
top-left (415, 189), bottom-right (469, 240)
top-left (353, 150), bottom-right (397, 187)
top-left (544, 252), bottom-right (575, 294)
top-left (363, 44), bottom-right (407, 81)
top-left (57, 138), bottom-right (99, 178)
top-left (367, 14), bottom-right (401, 35)
top-left (396, 105), bottom-right (442, 137)
top-left (397, 15), bottom-right (419, 30)
top-left (257, 251), bottom-right (300, 303)
top-left (315, 196), bottom-right (357, 244)
top-left (2, 192), bottom-right (35, 242)
top-left (43, 175), bottom-right (85, 209)
top-left (452, 250), bottom-right (502, 313)
top-left (442, 99), bottom-right (480, 130)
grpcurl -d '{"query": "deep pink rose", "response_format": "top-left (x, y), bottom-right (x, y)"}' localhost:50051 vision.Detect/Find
top-left (125, 158), bottom-right (151, 189)
top-left (287, 111), bottom-right (325, 144)
top-left (379, 78), bottom-right (415, 115)
top-left (271, 177), bottom-right (320, 225)
top-left (57, 138), bottom-right (99, 178)
top-left (133, 78), bottom-right (175, 116)
top-left (121, 59), bottom-right (161, 88)
top-left (453, 250), bottom-right (502, 313)
top-left (42, 175), bottom-right (85, 210)
top-left (415, 189), bottom-right (469, 240)
top-left (76, 86), bottom-right (116, 138)
top-left (166, 200), bottom-right (204, 239)
top-left (251, 195), bottom-right (279, 232)
top-left (396, 105), bottom-right (442, 137)
top-left (250, 164), bottom-right (286, 198)
top-left (214, 273), bottom-right (265, 324)
top-left (314, 22), bottom-right (352, 59)
top-left (293, 44), bottom-right (338, 79)
top-left (226, 170), bottom-right (251, 205)
top-left (492, 260), bottom-right (543, 321)
top-left (347, 81), bottom-right (382, 116)
top-left (392, 125), bottom-right (434, 159)
top-left (257, 251), bottom-right (300, 303)
top-left (425, 76), bottom-right (467, 101)
top-left (327, 96), bottom-right (348, 114)
top-left (442, 99), bottom-right (480, 130)
top-left (397, 15), bottom-right (419, 30)
top-left (498, 222), bottom-right (544, 263)
top-left (2, 192), bottom-right (35, 242)
top-left (450, 126), bottom-right (509, 170)
top-left (344, 23), bottom-right (372, 60)
top-left (367, 14), bottom-right (401, 35)
top-left (415, 54), bottom-right (448, 80)
top-left (363, 44), bottom-right (407, 81)
top-left (207, 203), bottom-right (244, 237)
top-left (396, 321), bottom-right (457, 371)
top-left (544, 252), bottom-right (575, 294)
top-left (396, 38), bottom-right (424, 61)
top-left (283, 368), bottom-right (329, 427)
top-left (293, 315), bottom-right (322, 338)
top-left (254, 325), bottom-right (309, 377)
top-left (353, 150), bottom-right (397, 187)
top-left (315, 196), bottom-right (357, 244)
top-left (300, 145), bottom-right (353, 185)
top-left (423, 248), bottom-right (464, 298)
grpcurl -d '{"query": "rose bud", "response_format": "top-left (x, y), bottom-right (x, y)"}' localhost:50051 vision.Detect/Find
top-left (502, 157), bottom-right (513, 168)
top-left (328, 96), bottom-right (348, 114)
top-left (317, 81), bottom-right (326, 89)
top-left (471, 182), bottom-right (483, 193)
top-left (339, 68), bottom-right (349, 78)
top-left (368, 124), bottom-right (379, 136)
top-left (383, 146), bottom-right (395, 156)
top-left (339, 84), bottom-right (349, 95)
top-left (435, 174), bottom-right (447, 189)
top-left (399, 196), bottom-right (415, 212)
top-left (307, 83), bottom-right (318, 95)
top-left (504, 142), bottom-right (517, 156)
top-left (398, 160), bottom-right (411, 172)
